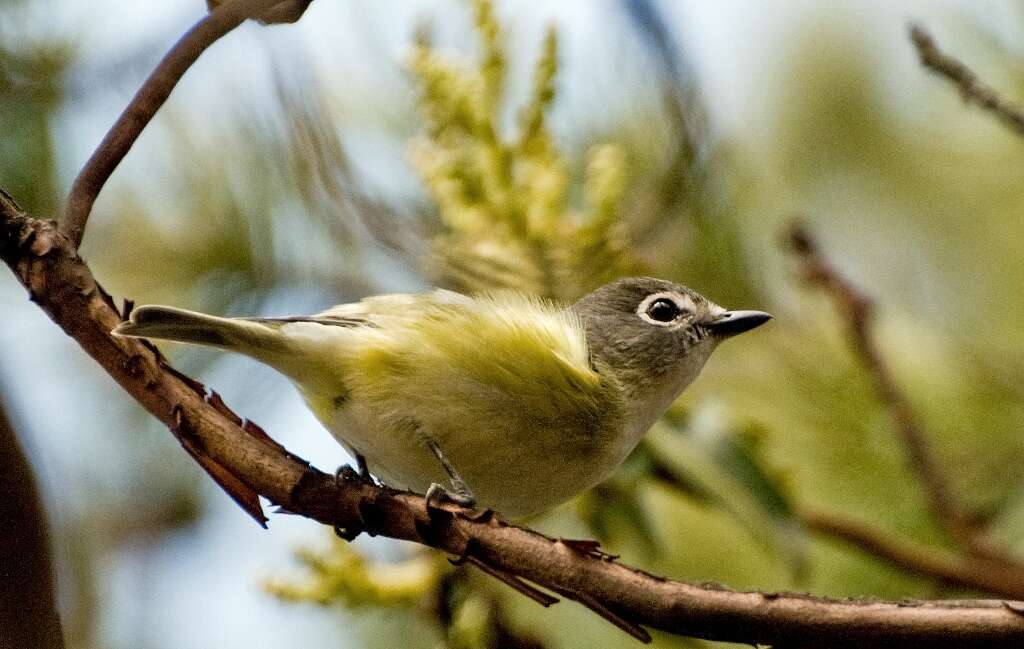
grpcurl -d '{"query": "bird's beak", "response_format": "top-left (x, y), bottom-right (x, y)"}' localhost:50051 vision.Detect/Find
top-left (706, 310), bottom-right (772, 337)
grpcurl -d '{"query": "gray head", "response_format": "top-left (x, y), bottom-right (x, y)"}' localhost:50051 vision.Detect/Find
top-left (571, 277), bottom-right (770, 407)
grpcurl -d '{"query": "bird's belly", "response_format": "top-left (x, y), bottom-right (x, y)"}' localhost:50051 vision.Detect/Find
top-left (319, 401), bottom-right (627, 518)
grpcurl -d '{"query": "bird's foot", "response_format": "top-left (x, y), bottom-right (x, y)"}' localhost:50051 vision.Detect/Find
top-left (334, 453), bottom-right (375, 485)
top-left (421, 435), bottom-right (477, 512)
top-left (425, 482), bottom-right (477, 511)
top-left (333, 455), bottom-right (376, 542)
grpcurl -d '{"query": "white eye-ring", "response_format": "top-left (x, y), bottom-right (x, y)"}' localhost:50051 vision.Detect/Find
top-left (637, 292), bottom-right (694, 326)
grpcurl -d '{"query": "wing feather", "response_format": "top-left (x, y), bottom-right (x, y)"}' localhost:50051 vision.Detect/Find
top-left (336, 291), bottom-right (609, 445)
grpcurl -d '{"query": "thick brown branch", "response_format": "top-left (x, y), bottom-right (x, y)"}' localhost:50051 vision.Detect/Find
top-left (782, 222), bottom-right (1017, 566)
top-left (5, 196), bottom-right (1024, 646)
top-left (61, 0), bottom-right (293, 248)
top-left (803, 510), bottom-right (1024, 599)
top-left (909, 24), bottom-right (1024, 137)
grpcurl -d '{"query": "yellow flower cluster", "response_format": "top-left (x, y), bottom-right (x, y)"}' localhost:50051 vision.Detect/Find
top-left (409, 0), bottom-right (637, 300)
top-left (263, 537), bottom-right (440, 607)
top-left (265, 537), bottom-right (514, 648)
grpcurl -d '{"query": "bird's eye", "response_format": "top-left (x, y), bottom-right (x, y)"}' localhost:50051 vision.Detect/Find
top-left (646, 298), bottom-right (681, 323)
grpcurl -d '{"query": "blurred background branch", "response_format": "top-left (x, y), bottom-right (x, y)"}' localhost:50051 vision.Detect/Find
top-left (782, 222), bottom-right (1024, 565)
top-left (801, 509), bottom-right (1024, 598)
top-left (0, 392), bottom-right (65, 649)
top-left (910, 23), bottom-right (1024, 137)
top-left (62, 0), bottom-right (313, 248)
top-left (784, 221), bottom-right (1024, 592)
top-left (784, 221), bottom-right (975, 538)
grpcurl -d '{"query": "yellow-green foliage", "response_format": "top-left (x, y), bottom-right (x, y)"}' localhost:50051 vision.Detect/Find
top-left (264, 537), bottom-right (441, 608)
top-left (265, 539), bottom-right (516, 649)
top-left (447, 593), bottom-right (493, 649)
top-left (408, 0), bottom-right (636, 301)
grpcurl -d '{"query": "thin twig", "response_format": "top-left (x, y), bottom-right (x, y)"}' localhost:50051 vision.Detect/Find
top-left (784, 223), bottom-right (969, 535)
top-left (5, 199), bottom-right (1024, 646)
top-left (61, 0), bottom-right (291, 248)
top-left (909, 24), bottom-right (1024, 137)
top-left (803, 510), bottom-right (1024, 599)
top-left (546, 584), bottom-right (652, 643)
top-left (783, 222), bottom-right (1022, 568)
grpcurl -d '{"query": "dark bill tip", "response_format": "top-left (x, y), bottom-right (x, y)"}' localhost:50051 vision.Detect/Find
top-left (707, 310), bottom-right (772, 336)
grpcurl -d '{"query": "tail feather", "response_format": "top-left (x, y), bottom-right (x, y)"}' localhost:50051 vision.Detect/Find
top-left (113, 306), bottom-right (285, 358)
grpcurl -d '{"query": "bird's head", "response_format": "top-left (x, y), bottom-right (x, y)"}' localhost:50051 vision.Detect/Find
top-left (572, 277), bottom-right (771, 406)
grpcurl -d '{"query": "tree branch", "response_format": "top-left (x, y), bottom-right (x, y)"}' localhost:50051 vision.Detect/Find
top-left (4, 195), bottom-right (1024, 647)
top-left (61, 0), bottom-right (303, 248)
top-left (783, 222), bottom-right (956, 524)
top-left (803, 509), bottom-right (1024, 599)
top-left (781, 221), bottom-right (1021, 567)
top-left (12, 3), bottom-right (1024, 642)
top-left (908, 24), bottom-right (1024, 138)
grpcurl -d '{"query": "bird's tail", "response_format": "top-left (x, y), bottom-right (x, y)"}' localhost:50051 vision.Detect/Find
top-left (113, 305), bottom-right (287, 362)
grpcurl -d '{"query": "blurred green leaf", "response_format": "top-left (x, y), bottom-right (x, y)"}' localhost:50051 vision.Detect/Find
top-left (575, 450), bottom-right (660, 555)
top-left (644, 416), bottom-right (807, 576)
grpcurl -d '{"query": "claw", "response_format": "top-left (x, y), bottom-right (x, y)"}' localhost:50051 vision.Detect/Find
top-left (334, 525), bottom-right (361, 542)
top-left (332, 459), bottom-right (376, 542)
top-left (336, 464), bottom-right (360, 481)
top-left (335, 453), bottom-right (375, 486)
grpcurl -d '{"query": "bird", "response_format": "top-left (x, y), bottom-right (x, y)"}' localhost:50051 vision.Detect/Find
top-left (113, 277), bottom-right (770, 518)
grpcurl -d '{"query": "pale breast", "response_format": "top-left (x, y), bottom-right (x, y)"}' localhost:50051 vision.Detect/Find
top-left (315, 391), bottom-right (628, 518)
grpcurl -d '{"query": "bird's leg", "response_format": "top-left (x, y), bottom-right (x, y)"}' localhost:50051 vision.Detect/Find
top-left (422, 435), bottom-right (477, 510)
top-left (355, 453), bottom-right (372, 482)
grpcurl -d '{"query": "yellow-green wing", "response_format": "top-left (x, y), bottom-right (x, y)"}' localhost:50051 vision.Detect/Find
top-left (336, 291), bottom-right (614, 446)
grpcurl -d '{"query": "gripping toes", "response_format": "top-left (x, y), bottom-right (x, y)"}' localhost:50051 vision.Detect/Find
top-left (425, 482), bottom-right (477, 510)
